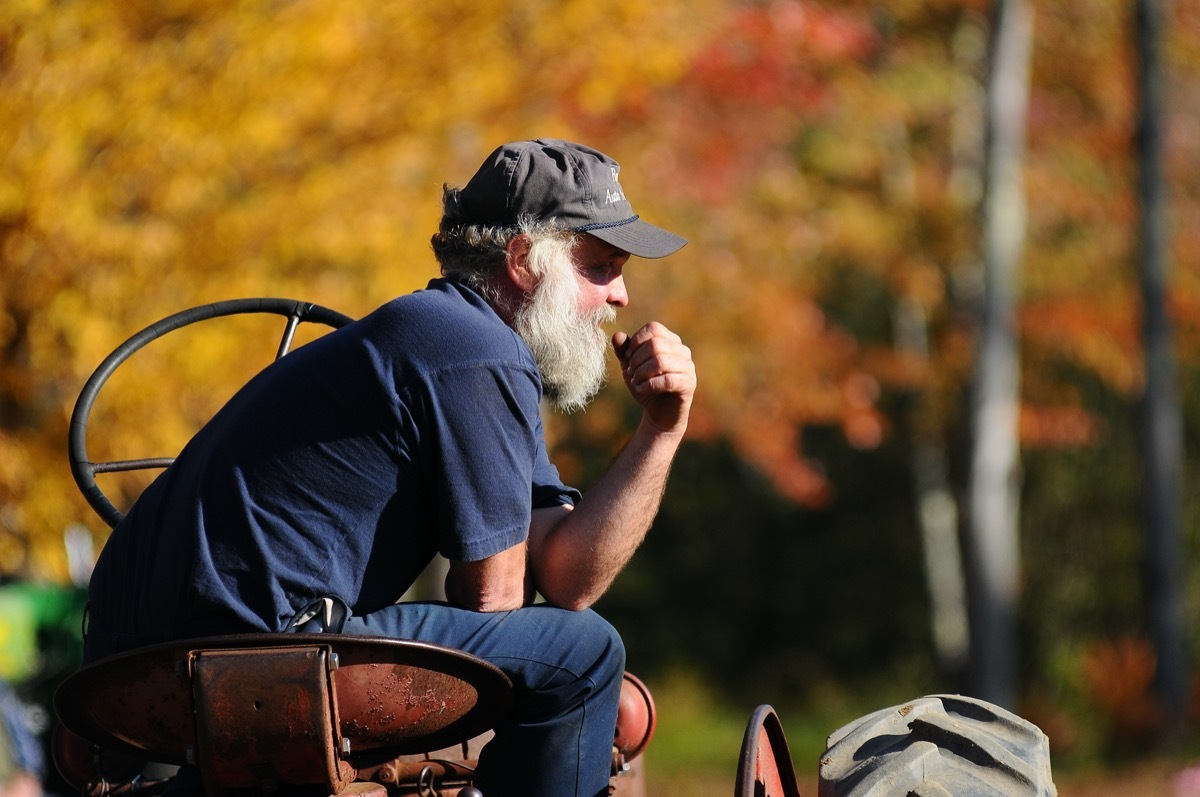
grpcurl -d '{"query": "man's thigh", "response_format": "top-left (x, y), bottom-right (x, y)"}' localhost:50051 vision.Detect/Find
top-left (342, 601), bottom-right (625, 691)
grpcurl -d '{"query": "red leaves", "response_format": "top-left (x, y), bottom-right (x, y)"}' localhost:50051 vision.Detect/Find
top-left (689, 1), bottom-right (879, 113)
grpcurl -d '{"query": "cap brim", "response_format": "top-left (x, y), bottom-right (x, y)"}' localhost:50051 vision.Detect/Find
top-left (585, 219), bottom-right (687, 259)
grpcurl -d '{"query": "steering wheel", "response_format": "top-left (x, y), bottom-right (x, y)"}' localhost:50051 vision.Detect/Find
top-left (69, 298), bottom-right (353, 529)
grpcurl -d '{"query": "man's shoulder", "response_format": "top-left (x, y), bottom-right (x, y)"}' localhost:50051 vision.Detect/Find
top-left (361, 279), bottom-right (534, 374)
top-left (371, 279), bottom-right (493, 330)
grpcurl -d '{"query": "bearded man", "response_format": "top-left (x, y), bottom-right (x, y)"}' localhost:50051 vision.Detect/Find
top-left (83, 139), bottom-right (696, 797)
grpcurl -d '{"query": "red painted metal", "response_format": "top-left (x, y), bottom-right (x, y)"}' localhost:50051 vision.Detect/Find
top-left (614, 672), bottom-right (657, 762)
top-left (736, 705), bottom-right (803, 797)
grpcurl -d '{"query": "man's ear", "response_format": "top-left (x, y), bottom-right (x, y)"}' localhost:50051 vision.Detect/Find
top-left (504, 235), bottom-right (537, 294)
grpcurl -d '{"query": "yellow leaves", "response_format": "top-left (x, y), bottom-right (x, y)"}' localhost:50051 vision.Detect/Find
top-left (798, 124), bottom-right (881, 185)
top-left (512, 0), bottom-right (715, 115)
top-left (1, 0), bottom-right (724, 580)
top-left (0, 426), bottom-right (77, 582)
top-left (0, 171), bottom-right (23, 220)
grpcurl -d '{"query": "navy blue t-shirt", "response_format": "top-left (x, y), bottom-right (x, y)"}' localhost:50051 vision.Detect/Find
top-left (86, 280), bottom-right (580, 645)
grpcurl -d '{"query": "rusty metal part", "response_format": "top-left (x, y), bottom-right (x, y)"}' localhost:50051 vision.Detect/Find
top-left (364, 675), bottom-right (655, 796)
top-left (355, 734), bottom-right (489, 795)
top-left (613, 672), bottom-right (656, 762)
top-left (338, 784), bottom-right (389, 797)
top-left (358, 757), bottom-right (478, 789)
top-left (328, 638), bottom-right (509, 761)
top-left (735, 705), bottom-right (802, 797)
top-left (55, 634), bottom-right (513, 774)
top-left (56, 639), bottom-right (664, 797)
top-left (191, 645), bottom-right (355, 795)
top-left (52, 723), bottom-right (153, 795)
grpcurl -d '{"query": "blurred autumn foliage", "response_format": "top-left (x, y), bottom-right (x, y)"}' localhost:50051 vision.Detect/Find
top-left (4, 0), bottom-right (1200, 761)
top-left (0, 0), bottom-right (718, 573)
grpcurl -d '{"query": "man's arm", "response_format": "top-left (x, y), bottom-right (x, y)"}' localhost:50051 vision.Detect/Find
top-left (529, 322), bottom-right (696, 611)
top-left (444, 542), bottom-right (533, 612)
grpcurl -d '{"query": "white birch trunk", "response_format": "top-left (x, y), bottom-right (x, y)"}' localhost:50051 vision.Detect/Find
top-left (963, 0), bottom-right (1032, 709)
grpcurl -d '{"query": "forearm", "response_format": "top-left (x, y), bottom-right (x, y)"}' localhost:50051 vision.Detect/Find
top-left (530, 320), bottom-right (695, 610)
top-left (531, 418), bottom-right (683, 610)
top-left (444, 542), bottom-right (534, 612)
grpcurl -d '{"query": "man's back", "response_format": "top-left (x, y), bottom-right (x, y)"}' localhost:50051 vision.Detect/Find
top-left (84, 279), bottom-right (573, 660)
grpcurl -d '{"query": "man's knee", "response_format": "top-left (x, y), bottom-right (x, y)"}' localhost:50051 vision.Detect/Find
top-left (554, 609), bottom-right (626, 685)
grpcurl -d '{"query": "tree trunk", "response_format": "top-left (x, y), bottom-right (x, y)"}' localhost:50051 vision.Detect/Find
top-left (1134, 0), bottom-right (1187, 737)
top-left (895, 296), bottom-right (970, 677)
top-left (881, 107), bottom-right (972, 679)
top-left (962, 0), bottom-right (1032, 710)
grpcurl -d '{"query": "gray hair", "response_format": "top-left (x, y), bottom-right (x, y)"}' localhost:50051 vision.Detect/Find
top-left (431, 185), bottom-right (577, 308)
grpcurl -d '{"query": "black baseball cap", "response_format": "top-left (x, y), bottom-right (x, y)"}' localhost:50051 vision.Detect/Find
top-left (457, 139), bottom-right (687, 259)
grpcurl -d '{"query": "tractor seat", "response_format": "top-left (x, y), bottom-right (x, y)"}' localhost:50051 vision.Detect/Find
top-left (54, 633), bottom-right (513, 796)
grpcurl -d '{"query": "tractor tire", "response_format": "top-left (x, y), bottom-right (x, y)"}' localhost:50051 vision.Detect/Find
top-left (817, 694), bottom-right (1056, 797)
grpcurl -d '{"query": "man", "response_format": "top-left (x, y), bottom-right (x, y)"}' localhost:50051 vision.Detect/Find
top-left (84, 139), bottom-right (695, 796)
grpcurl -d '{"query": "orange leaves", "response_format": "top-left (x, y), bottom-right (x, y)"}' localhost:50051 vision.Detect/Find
top-left (841, 372), bottom-right (885, 449)
top-left (1021, 294), bottom-right (1142, 395)
top-left (1080, 636), bottom-right (1165, 748)
top-left (665, 274), bottom-right (887, 505)
top-left (594, 0), bottom-right (1200, 509)
top-left (569, 2), bottom-right (918, 505)
top-left (1019, 404), bottom-right (1103, 448)
top-left (575, 3), bottom-right (942, 504)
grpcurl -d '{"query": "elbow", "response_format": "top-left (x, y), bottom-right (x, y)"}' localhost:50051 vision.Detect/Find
top-left (542, 598), bottom-right (594, 613)
top-left (548, 597), bottom-right (593, 612)
top-left (534, 581), bottom-right (597, 612)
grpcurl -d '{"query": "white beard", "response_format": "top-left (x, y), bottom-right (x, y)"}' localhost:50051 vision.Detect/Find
top-left (513, 243), bottom-right (615, 413)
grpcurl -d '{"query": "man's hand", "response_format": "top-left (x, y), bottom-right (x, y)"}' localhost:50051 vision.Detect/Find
top-left (612, 322), bottom-right (696, 437)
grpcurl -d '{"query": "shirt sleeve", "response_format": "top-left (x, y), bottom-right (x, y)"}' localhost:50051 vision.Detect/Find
top-left (530, 412), bottom-right (582, 510)
top-left (420, 361), bottom-right (578, 562)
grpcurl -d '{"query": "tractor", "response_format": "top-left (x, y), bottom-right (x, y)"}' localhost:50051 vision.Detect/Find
top-left (51, 300), bottom-right (1054, 797)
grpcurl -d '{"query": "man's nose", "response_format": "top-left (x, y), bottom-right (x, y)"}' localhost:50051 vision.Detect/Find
top-left (608, 274), bottom-right (629, 308)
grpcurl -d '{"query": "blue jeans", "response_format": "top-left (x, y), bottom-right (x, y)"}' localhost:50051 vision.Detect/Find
top-left (344, 602), bottom-right (625, 797)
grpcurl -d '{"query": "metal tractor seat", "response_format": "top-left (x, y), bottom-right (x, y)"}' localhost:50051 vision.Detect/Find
top-left (55, 633), bottom-right (513, 797)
